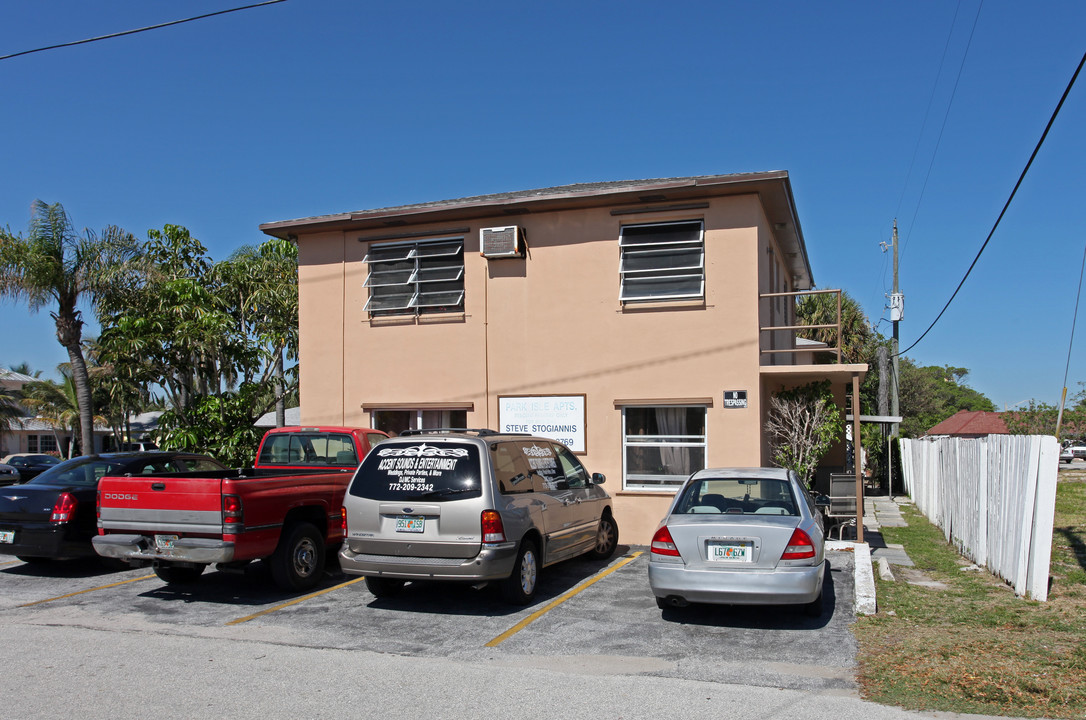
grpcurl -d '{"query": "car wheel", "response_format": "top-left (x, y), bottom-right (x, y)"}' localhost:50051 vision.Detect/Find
top-left (153, 564), bottom-right (205, 584)
top-left (589, 513), bottom-right (619, 560)
top-left (655, 596), bottom-right (668, 610)
top-left (803, 589), bottom-right (824, 618)
top-left (16, 556), bottom-right (51, 565)
top-left (365, 576), bottom-right (406, 598)
top-left (500, 539), bottom-right (539, 605)
top-left (271, 522), bottom-right (325, 592)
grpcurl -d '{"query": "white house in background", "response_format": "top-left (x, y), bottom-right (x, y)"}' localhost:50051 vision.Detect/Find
top-left (1, 367), bottom-right (109, 457)
top-left (255, 407), bottom-right (301, 427)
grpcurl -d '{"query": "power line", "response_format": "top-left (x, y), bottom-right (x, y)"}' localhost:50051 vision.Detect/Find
top-left (893, 0), bottom-right (966, 220)
top-left (1055, 238), bottom-right (1086, 437)
top-left (898, 48), bottom-right (1086, 357)
top-left (0, 0), bottom-right (288, 62)
top-left (1061, 243), bottom-right (1086, 392)
top-left (878, 2), bottom-right (975, 331)
top-left (900, 0), bottom-right (983, 258)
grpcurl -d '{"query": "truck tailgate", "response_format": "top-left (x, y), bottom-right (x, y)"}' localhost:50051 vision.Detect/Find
top-left (98, 475), bottom-right (224, 535)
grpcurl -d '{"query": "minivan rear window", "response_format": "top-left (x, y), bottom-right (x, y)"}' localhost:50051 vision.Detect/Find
top-left (349, 442), bottom-right (481, 501)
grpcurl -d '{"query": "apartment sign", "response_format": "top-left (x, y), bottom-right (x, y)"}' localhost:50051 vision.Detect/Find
top-left (498, 395), bottom-right (586, 452)
top-left (724, 390), bottom-right (748, 409)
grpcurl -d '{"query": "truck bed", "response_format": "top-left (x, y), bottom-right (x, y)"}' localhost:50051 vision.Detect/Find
top-left (95, 467), bottom-right (353, 566)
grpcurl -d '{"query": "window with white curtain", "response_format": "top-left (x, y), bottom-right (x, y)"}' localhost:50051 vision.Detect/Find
top-left (622, 406), bottom-right (707, 490)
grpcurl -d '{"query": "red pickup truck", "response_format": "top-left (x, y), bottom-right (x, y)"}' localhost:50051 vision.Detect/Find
top-left (92, 426), bottom-right (388, 591)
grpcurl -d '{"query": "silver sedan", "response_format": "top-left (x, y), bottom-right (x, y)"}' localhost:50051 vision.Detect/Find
top-left (647, 467), bottom-right (828, 616)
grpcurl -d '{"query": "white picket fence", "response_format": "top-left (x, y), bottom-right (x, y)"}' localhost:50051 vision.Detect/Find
top-left (899, 434), bottom-right (1059, 601)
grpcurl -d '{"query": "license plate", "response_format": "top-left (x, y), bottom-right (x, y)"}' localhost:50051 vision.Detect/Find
top-left (155, 534), bottom-right (178, 550)
top-left (0, 530), bottom-right (13, 544)
top-left (707, 541), bottom-right (752, 562)
top-left (395, 516), bottom-right (424, 533)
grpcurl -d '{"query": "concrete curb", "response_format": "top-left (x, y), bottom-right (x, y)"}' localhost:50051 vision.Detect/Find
top-left (827, 540), bottom-right (878, 615)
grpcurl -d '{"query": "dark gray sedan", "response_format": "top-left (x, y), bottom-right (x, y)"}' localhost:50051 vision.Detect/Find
top-left (1, 454), bottom-right (62, 483)
top-left (647, 467), bottom-right (827, 616)
top-left (0, 462), bottom-right (19, 487)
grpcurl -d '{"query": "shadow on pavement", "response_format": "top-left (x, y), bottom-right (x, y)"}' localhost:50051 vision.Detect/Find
top-left (1, 556), bottom-right (130, 579)
top-left (364, 545), bottom-right (636, 617)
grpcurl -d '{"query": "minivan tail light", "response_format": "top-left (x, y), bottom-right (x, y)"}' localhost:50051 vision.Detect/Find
top-left (51, 493), bottom-right (78, 524)
top-left (341, 505), bottom-right (348, 534)
top-left (223, 494), bottom-right (243, 525)
top-left (781, 528), bottom-right (816, 560)
top-left (481, 510), bottom-right (506, 543)
top-left (650, 526), bottom-right (680, 556)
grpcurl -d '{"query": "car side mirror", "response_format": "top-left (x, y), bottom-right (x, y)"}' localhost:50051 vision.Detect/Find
top-left (591, 472), bottom-right (606, 486)
top-left (814, 494), bottom-right (831, 509)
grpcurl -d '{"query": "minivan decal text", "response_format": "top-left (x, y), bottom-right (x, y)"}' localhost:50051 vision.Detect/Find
top-left (376, 444), bottom-right (469, 459)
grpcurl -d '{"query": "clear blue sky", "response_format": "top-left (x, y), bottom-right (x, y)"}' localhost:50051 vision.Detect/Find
top-left (2, 1), bottom-right (1084, 411)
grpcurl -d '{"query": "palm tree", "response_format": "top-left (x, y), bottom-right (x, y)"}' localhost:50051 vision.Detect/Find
top-left (0, 200), bottom-right (140, 456)
top-left (21, 375), bottom-right (76, 458)
top-left (22, 370), bottom-right (109, 459)
top-left (9, 363), bottom-right (41, 378)
top-left (794, 289), bottom-right (873, 365)
top-left (0, 383), bottom-right (24, 451)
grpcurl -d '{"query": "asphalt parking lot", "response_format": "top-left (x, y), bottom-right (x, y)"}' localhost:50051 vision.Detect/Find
top-left (0, 545), bottom-right (857, 693)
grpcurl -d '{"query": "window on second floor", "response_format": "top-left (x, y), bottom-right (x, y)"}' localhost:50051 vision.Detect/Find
top-left (363, 237), bottom-right (465, 316)
top-left (619, 220), bottom-right (704, 303)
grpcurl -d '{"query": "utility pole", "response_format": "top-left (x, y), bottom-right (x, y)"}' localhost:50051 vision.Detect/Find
top-left (877, 346), bottom-right (888, 416)
top-left (881, 220), bottom-right (903, 437)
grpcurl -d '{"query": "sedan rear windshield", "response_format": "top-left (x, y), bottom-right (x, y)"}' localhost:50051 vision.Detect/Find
top-left (350, 442), bottom-right (481, 501)
top-left (675, 477), bottom-right (798, 516)
top-left (28, 458), bottom-right (129, 487)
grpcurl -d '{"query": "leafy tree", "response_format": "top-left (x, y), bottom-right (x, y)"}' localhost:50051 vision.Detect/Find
top-left (98, 227), bottom-right (298, 459)
top-left (82, 338), bottom-right (161, 450)
top-left (765, 380), bottom-right (844, 487)
top-left (897, 360), bottom-right (995, 437)
top-left (1002, 384), bottom-right (1086, 440)
top-left (215, 238), bottom-right (299, 426)
top-left (0, 201), bottom-right (139, 455)
top-left (98, 224), bottom-right (244, 418)
top-left (155, 384), bottom-right (265, 467)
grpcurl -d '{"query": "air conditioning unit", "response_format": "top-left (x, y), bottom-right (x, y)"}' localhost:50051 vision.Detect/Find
top-left (480, 226), bottom-right (524, 259)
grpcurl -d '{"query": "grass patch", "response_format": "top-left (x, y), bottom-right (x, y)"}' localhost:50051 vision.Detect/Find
top-left (853, 468), bottom-right (1086, 718)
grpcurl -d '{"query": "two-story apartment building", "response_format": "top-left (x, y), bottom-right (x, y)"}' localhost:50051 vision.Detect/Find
top-left (260, 172), bottom-right (867, 542)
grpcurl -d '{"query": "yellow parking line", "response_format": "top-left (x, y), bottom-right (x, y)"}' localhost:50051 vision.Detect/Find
top-left (485, 551), bottom-right (643, 648)
top-left (1, 560), bottom-right (20, 567)
top-left (18, 574), bottom-right (156, 608)
top-left (226, 576), bottom-right (368, 625)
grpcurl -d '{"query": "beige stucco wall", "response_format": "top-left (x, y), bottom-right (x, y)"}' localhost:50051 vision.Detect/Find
top-left (295, 193), bottom-right (827, 543)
